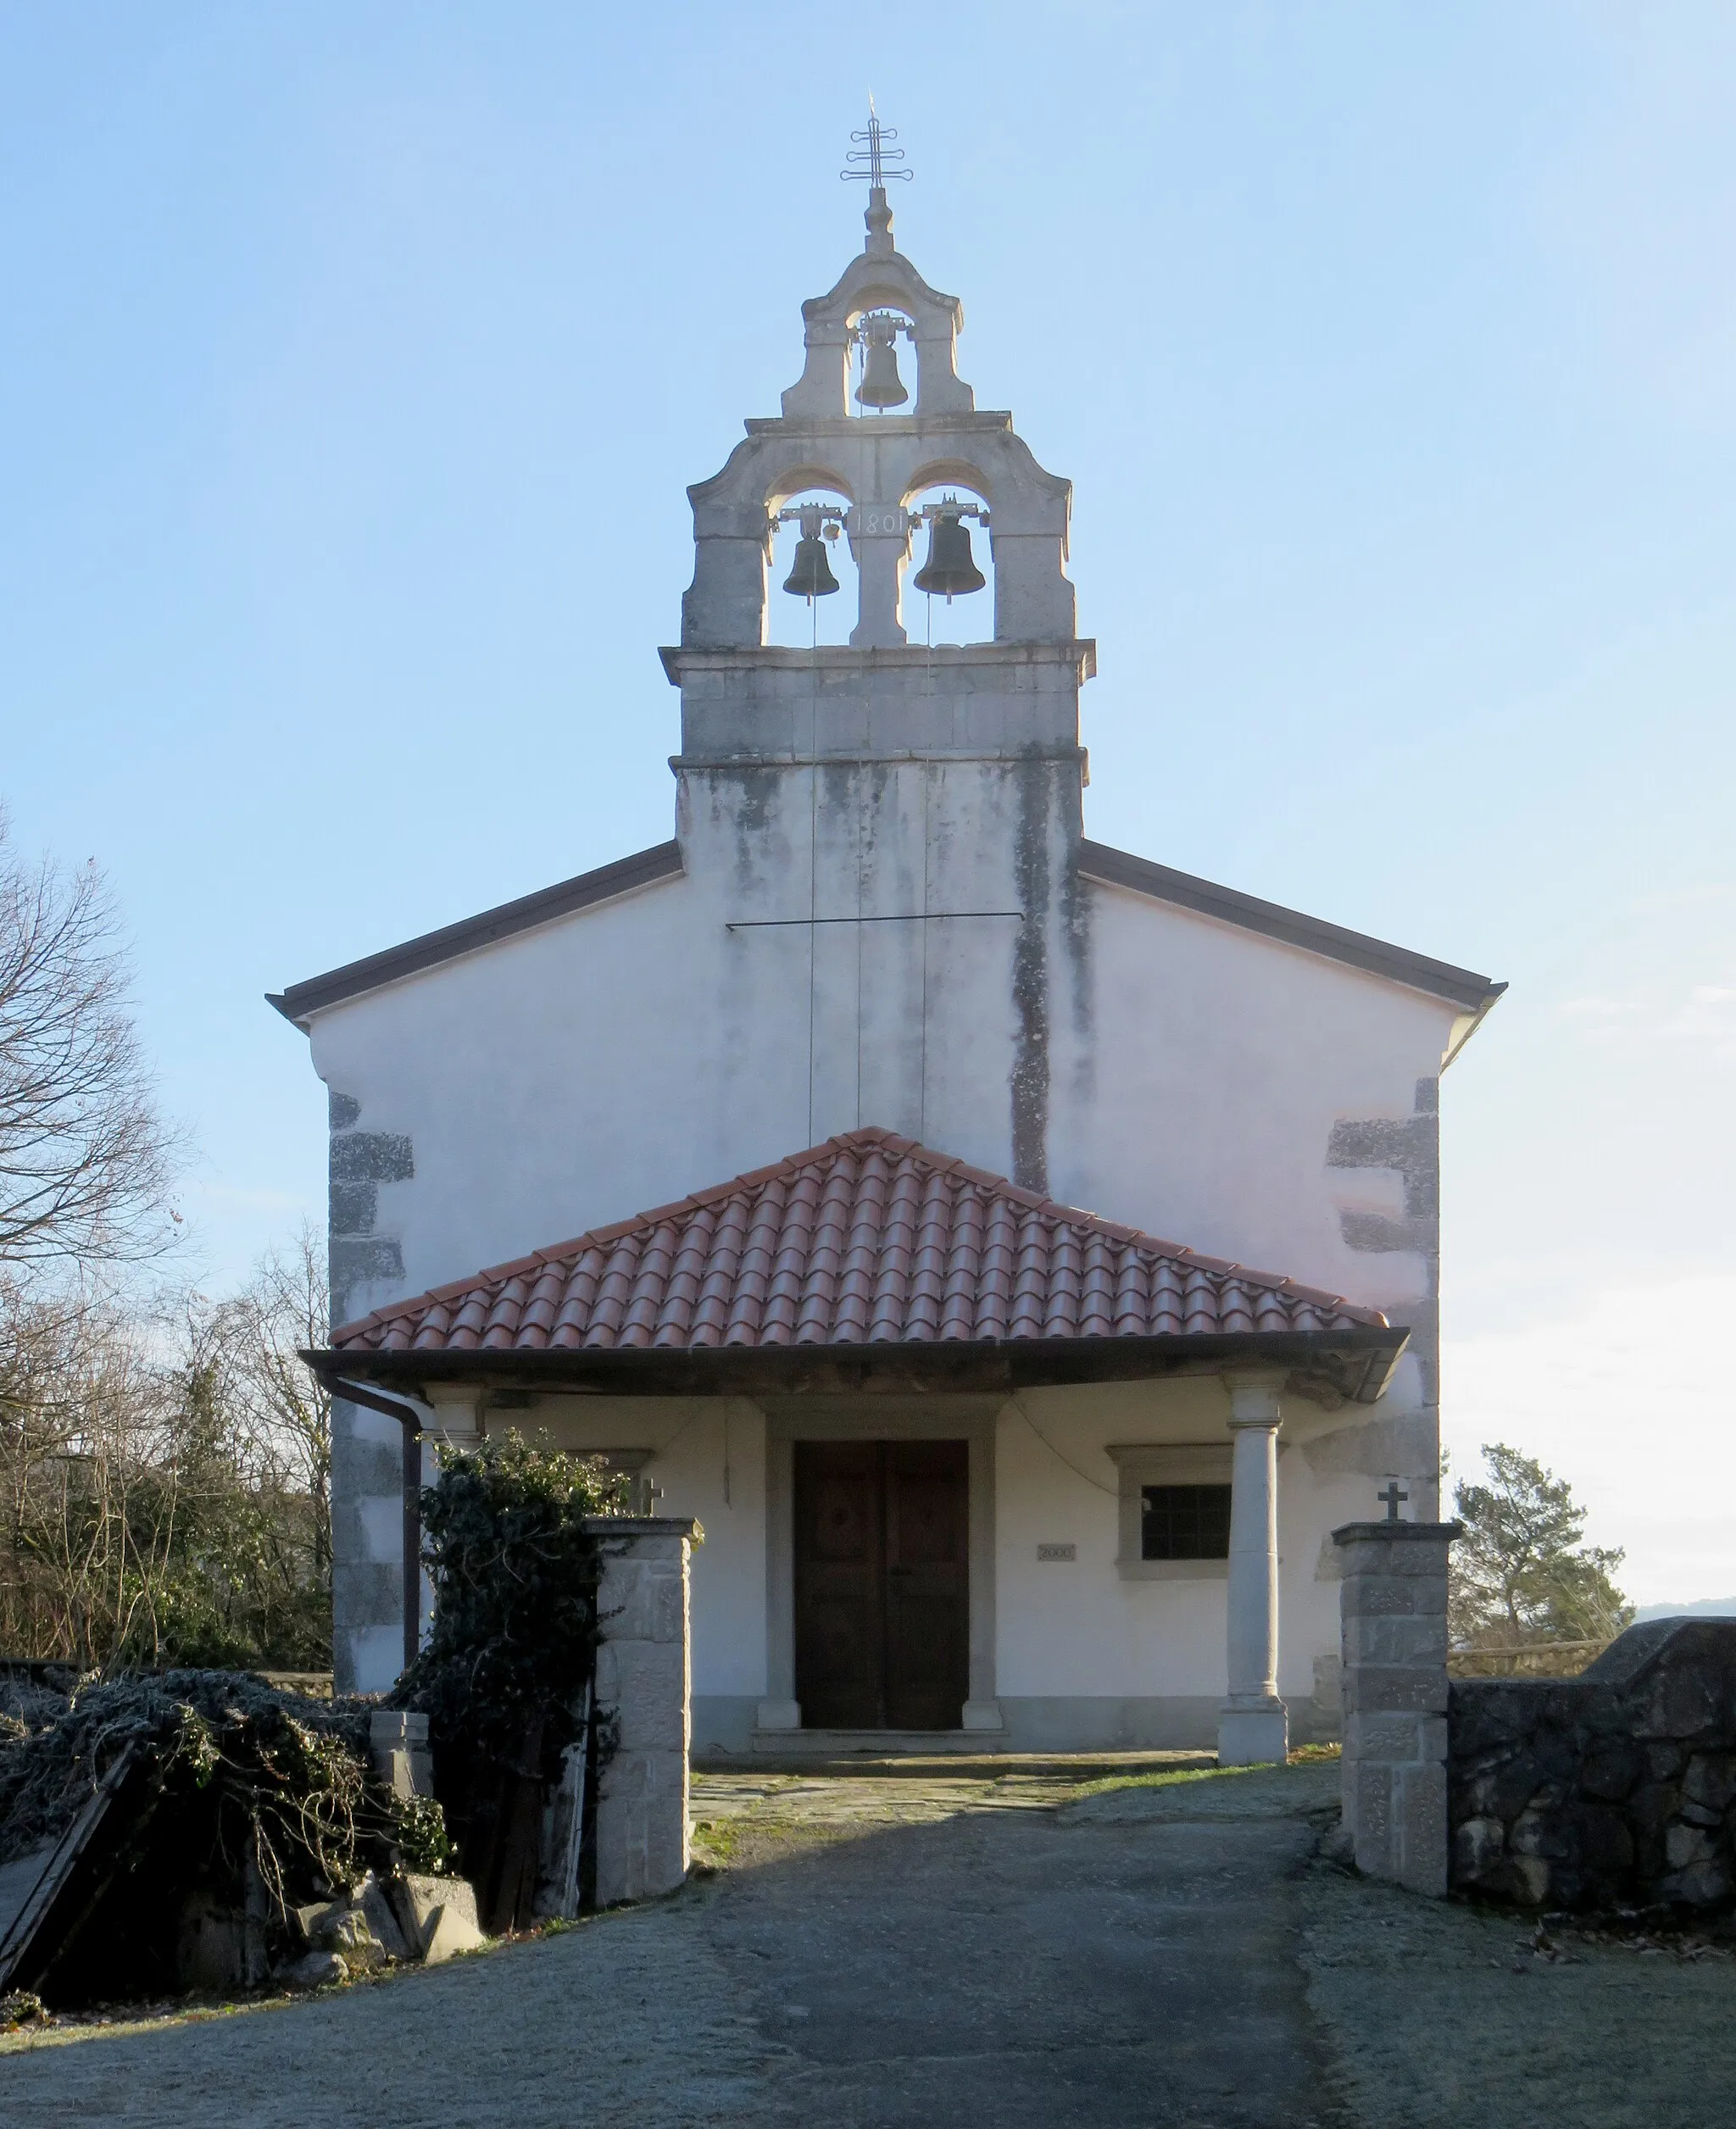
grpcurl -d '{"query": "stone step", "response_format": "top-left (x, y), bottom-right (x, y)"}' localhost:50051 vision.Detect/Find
top-left (748, 1727), bottom-right (1010, 1758)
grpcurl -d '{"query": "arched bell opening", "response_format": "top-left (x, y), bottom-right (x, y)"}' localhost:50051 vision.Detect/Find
top-left (900, 480), bottom-right (995, 647)
top-left (845, 305), bottom-right (917, 417)
top-left (765, 484), bottom-right (857, 648)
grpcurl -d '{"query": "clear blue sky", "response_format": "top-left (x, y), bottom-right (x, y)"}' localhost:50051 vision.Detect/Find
top-left (3, 4), bottom-right (1733, 1599)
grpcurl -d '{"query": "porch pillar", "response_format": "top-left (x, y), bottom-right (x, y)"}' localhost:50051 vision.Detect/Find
top-left (1219, 1376), bottom-right (1288, 1766)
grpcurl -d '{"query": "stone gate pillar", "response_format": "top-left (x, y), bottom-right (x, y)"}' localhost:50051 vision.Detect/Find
top-left (1333, 1515), bottom-right (1460, 1896)
top-left (586, 1516), bottom-right (698, 1906)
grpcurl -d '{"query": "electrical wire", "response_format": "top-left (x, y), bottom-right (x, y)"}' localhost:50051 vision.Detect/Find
top-left (1009, 1392), bottom-right (1121, 1498)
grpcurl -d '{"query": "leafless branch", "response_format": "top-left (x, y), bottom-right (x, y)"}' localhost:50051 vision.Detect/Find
top-left (0, 813), bottom-right (178, 1273)
top-left (0, 1238), bottom-right (333, 1670)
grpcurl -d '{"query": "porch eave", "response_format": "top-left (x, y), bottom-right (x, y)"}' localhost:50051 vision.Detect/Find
top-left (305, 1325), bottom-right (1408, 1409)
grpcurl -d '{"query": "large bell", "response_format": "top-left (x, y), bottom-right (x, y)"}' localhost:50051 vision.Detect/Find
top-left (913, 507), bottom-right (986, 600)
top-left (855, 320), bottom-right (909, 409)
top-left (782, 506), bottom-right (839, 599)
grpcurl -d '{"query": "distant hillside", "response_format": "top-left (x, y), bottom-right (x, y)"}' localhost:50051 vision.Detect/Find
top-left (1633, 1598), bottom-right (1736, 1621)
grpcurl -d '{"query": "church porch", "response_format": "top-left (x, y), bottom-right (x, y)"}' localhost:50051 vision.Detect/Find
top-left (320, 1346), bottom-right (1405, 1762)
top-left (308, 1127), bottom-right (1412, 1759)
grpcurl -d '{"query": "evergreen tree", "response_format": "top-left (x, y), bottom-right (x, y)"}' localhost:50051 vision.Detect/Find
top-left (1449, 1442), bottom-right (1633, 1648)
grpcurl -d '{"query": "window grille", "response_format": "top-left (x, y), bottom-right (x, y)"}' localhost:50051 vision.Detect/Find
top-left (1140, 1482), bottom-right (1232, 1561)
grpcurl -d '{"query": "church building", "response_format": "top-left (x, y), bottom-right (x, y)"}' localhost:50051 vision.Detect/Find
top-left (273, 135), bottom-right (1502, 1761)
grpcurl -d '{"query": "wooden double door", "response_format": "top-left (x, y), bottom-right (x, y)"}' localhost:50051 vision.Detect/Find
top-left (793, 1440), bottom-right (970, 1731)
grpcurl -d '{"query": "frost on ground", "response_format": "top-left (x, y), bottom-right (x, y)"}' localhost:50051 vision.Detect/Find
top-left (1302, 1860), bottom-right (1736, 2129)
top-left (0, 1905), bottom-right (770, 2129)
top-left (3, 1758), bottom-right (1734, 2129)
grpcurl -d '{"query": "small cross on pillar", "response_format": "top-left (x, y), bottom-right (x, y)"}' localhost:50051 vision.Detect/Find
top-left (1378, 1480), bottom-right (1409, 1522)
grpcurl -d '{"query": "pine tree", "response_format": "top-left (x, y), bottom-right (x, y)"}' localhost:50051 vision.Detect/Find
top-left (1449, 1442), bottom-right (1633, 1648)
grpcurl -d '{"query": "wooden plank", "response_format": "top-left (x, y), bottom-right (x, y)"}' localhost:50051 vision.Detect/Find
top-left (0, 1744), bottom-right (137, 1993)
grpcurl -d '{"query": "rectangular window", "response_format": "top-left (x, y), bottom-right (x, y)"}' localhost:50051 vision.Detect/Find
top-left (1109, 1444), bottom-right (1236, 1579)
top-left (1140, 1483), bottom-right (1232, 1561)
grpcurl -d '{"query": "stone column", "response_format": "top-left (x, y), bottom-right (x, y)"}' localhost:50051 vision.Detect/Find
top-left (1333, 1517), bottom-right (1459, 1896)
top-left (587, 1516), bottom-right (698, 1906)
top-left (1220, 1377), bottom-right (1288, 1766)
top-left (847, 504), bottom-right (910, 647)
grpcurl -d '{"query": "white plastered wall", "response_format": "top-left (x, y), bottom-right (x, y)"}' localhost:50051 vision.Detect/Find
top-left (308, 868), bottom-right (1458, 1330)
top-left (306, 831), bottom-right (1465, 1710)
top-left (1054, 878), bottom-right (1455, 1312)
top-left (993, 1379), bottom-right (1391, 1712)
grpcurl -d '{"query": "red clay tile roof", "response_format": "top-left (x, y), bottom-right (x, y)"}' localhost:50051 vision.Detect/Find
top-left (331, 1128), bottom-right (1383, 1356)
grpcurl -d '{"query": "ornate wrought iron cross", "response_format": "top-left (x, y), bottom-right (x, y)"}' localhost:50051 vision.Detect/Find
top-left (842, 98), bottom-right (912, 189)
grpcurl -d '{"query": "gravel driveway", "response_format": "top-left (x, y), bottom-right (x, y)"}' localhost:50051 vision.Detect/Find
top-left (1, 1759), bottom-right (1730, 2127)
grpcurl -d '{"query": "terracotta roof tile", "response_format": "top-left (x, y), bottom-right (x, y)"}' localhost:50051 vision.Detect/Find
top-left (332, 1128), bottom-right (1383, 1356)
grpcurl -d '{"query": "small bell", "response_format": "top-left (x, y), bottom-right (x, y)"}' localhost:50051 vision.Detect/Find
top-left (854, 317), bottom-right (909, 409)
top-left (782, 505), bottom-right (840, 599)
top-left (913, 503), bottom-right (986, 600)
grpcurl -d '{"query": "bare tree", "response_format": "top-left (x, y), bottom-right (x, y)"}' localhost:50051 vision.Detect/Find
top-left (0, 1276), bottom-right (175, 1665)
top-left (215, 1226), bottom-right (332, 1581)
top-left (0, 814), bottom-right (177, 1275)
top-left (0, 1236), bottom-right (334, 1671)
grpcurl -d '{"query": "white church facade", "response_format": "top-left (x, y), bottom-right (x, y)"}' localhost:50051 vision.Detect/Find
top-left (275, 160), bottom-right (1501, 1761)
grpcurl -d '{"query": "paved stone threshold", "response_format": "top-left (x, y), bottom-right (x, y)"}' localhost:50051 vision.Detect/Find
top-left (691, 1748), bottom-right (1217, 1826)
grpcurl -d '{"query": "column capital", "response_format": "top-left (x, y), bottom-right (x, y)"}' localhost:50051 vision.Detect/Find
top-left (1223, 1372), bottom-right (1284, 1426)
top-left (423, 1392), bottom-right (482, 1447)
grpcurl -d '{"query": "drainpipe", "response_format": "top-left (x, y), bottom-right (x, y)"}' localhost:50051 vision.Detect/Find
top-left (328, 1376), bottom-right (426, 1676)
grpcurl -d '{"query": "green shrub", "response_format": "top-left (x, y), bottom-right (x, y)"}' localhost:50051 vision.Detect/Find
top-left (392, 1790), bottom-right (454, 1876)
top-left (395, 1433), bottom-right (626, 1765)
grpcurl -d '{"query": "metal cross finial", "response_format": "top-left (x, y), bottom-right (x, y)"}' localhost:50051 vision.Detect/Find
top-left (1378, 1480), bottom-right (1409, 1523)
top-left (842, 97), bottom-right (912, 189)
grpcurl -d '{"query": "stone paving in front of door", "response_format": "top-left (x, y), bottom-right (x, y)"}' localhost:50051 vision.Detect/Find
top-left (689, 1756), bottom-right (1342, 2126)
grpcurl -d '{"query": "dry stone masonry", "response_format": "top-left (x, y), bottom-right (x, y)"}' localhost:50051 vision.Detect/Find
top-left (1449, 1618), bottom-right (1736, 1914)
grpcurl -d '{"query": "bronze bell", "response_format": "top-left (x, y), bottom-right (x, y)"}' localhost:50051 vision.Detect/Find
top-left (855, 319), bottom-right (909, 409)
top-left (913, 505), bottom-right (986, 600)
top-left (782, 506), bottom-right (840, 599)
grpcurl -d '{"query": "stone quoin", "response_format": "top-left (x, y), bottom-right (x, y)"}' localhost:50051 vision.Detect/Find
top-left (272, 127), bottom-right (1504, 1770)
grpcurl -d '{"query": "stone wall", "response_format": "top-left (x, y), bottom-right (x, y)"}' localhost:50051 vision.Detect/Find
top-left (1449, 1618), bottom-right (1736, 1913)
